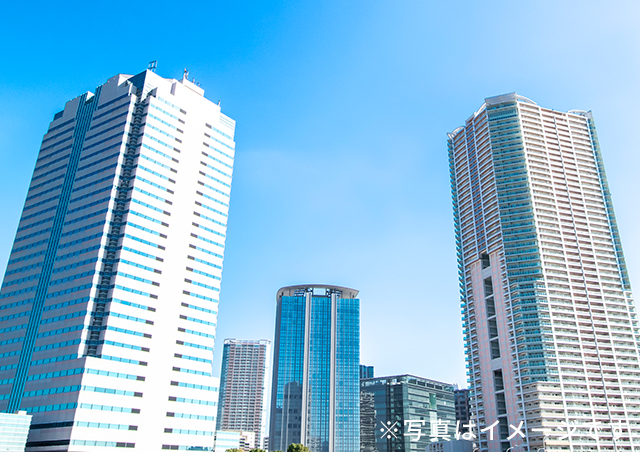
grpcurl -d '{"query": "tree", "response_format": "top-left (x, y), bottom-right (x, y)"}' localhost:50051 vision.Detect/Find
top-left (249, 449), bottom-right (267, 452)
top-left (287, 444), bottom-right (310, 452)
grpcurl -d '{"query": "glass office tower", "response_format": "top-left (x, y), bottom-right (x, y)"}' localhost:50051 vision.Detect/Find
top-left (449, 93), bottom-right (640, 452)
top-left (216, 339), bottom-right (271, 448)
top-left (269, 285), bottom-right (360, 452)
top-left (0, 68), bottom-right (235, 451)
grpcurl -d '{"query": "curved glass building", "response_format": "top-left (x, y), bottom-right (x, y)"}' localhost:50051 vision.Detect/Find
top-left (269, 285), bottom-right (360, 452)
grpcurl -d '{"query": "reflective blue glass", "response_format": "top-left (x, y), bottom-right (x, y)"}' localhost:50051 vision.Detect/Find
top-left (270, 286), bottom-right (359, 452)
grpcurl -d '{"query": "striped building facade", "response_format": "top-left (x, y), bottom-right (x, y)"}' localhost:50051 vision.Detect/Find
top-left (449, 93), bottom-right (640, 452)
top-left (0, 69), bottom-right (234, 451)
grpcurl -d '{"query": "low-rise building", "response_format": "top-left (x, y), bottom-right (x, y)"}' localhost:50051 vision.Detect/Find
top-left (360, 375), bottom-right (456, 452)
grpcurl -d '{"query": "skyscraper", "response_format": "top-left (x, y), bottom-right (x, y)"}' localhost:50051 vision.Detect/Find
top-left (0, 68), bottom-right (235, 450)
top-left (269, 285), bottom-right (360, 452)
top-left (216, 339), bottom-right (271, 448)
top-left (449, 93), bottom-right (640, 452)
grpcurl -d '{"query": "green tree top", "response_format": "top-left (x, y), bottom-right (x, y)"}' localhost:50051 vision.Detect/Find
top-left (287, 444), bottom-right (310, 452)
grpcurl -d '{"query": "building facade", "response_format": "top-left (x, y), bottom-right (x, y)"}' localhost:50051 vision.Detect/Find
top-left (449, 93), bottom-right (640, 452)
top-left (426, 440), bottom-right (473, 452)
top-left (360, 375), bottom-right (456, 452)
top-left (360, 365), bottom-right (377, 452)
top-left (269, 285), bottom-right (360, 452)
top-left (453, 388), bottom-right (470, 432)
top-left (360, 390), bottom-right (378, 452)
top-left (214, 430), bottom-right (242, 452)
top-left (0, 68), bottom-right (235, 450)
top-left (217, 339), bottom-right (271, 448)
top-left (360, 365), bottom-right (374, 380)
top-left (0, 411), bottom-right (32, 452)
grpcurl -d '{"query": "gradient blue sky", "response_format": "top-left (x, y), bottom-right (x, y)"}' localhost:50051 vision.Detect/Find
top-left (1, 1), bottom-right (639, 386)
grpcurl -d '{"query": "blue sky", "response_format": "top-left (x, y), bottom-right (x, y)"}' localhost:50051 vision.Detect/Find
top-left (1, 0), bottom-right (639, 386)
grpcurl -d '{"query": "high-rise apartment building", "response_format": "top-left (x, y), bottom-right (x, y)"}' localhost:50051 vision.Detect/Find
top-left (360, 375), bottom-right (456, 452)
top-left (216, 339), bottom-right (271, 448)
top-left (269, 285), bottom-right (360, 452)
top-left (448, 93), bottom-right (640, 452)
top-left (0, 68), bottom-right (235, 450)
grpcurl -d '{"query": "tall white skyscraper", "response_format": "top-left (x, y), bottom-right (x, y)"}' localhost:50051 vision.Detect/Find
top-left (0, 68), bottom-right (234, 450)
top-left (449, 93), bottom-right (640, 452)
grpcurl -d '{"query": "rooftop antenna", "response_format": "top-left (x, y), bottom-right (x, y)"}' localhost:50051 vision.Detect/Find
top-left (148, 61), bottom-right (157, 73)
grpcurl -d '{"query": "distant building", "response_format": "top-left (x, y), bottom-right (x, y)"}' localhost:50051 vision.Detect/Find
top-left (360, 375), bottom-right (456, 452)
top-left (360, 391), bottom-right (378, 452)
top-left (240, 431), bottom-right (256, 451)
top-left (426, 440), bottom-right (474, 452)
top-left (453, 389), bottom-right (470, 431)
top-left (360, 364), bottom-right (376, 452)
top-left (217, 339), bottom-right (271, 448)
top-left (215, 431), bottom-right (241, 452)
top-left (269, 285), bottom-right (360, 452)
top-left (0, 411), bottom-right (32, 452)
top-left (360, 365), bottom-right (374, 380)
